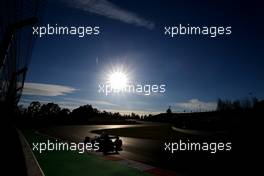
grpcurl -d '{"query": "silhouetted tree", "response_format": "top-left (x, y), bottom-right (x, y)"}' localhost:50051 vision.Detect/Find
top-left (252, 97), bottom-right (258, 107)
top-left (232, 100), bottom-right (241, 110)
top-left (217, 97), bottom-right (258, 111)
top-left (39, 103), bottom-right (61, 117)
top-left (166, 106), bottom-right (172, 114)
top-left (58, 108), bottom-right (70, 117)
top-left (27, 101), bottom-right (41, 117)
top-left (71, 104), bottom-right (98, 119)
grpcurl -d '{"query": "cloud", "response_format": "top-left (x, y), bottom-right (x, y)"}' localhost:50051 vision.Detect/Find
top-left (174, 99), bottom-right (217, 111)
top-left (63, 97), bottom-right (118, 106)
top-left (23, 82), bottom-right (77, 96)
top-left (64, 0), bottom-right (155, 29)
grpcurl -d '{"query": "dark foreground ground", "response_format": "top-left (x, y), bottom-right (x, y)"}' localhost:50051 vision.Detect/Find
top-left (5, 106), bottom-right (261, 176)
top-left (32, 121), bottom-right (253, 176)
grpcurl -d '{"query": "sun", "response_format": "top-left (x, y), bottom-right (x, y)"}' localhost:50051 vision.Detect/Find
top-left (108, 71), bottom-right (128, 90)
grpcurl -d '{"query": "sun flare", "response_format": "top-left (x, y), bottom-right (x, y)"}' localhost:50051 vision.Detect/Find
top-left (108, 71), bottom-right (128, 90)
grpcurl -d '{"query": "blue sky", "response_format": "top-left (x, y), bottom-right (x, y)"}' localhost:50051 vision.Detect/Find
top-left (20, 0), bottom-right (264, 114)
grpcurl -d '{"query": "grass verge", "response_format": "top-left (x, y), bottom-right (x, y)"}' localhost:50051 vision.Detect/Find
top-left (22, 130), bottom-right (150, 176)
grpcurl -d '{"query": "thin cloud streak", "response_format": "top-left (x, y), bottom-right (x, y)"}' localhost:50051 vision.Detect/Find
top-left (23, 82), bottom-right (77, 96)
top-left (174, 99), bottom-right (217, 111)
top-left (63, 97), bottom-right (119, 107)
top-left (64, 0), bottom-right (155, 29)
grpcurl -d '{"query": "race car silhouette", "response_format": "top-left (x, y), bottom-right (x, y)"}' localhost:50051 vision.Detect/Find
top-left (84, 133), bottom-right (123, 154)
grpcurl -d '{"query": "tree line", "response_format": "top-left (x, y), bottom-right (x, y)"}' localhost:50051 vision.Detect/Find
top-left (22, 101), bottom-right (146, 120)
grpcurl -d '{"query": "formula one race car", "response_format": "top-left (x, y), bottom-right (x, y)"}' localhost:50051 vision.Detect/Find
top-left (84, 133), bottom-right (123, 154)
